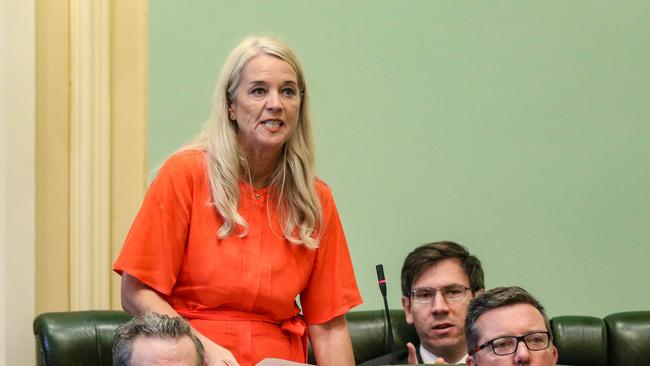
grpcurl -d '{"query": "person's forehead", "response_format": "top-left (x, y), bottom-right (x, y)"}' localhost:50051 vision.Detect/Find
top-left (131, 335), bottom-right (197, 366)
top-left (240, 54), bottom-right (297, 84)
top-left (476, 303), bottom-right (547, 340)
top-left (412, 258), bottom-right (470, 288)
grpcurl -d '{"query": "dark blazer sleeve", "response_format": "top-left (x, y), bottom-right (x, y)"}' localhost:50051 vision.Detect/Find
top-left (357, 349), bottom-right (409, 366)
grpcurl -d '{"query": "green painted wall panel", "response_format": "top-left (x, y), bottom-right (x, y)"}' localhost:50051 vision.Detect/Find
top-left (148, 1), bottom-right (650, 317)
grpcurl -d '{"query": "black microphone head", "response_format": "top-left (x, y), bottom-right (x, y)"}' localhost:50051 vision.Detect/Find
top-left (376, 264), bottom-right (387, 297)
top-left (375, 264), bottom-right (385, 281)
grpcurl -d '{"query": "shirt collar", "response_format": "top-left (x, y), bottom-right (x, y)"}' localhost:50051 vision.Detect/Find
top-left (419, 344), bottom-right (468, 364)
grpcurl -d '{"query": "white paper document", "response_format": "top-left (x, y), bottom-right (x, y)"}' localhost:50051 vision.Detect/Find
top-left (255, 358), bottom-right (314, 366)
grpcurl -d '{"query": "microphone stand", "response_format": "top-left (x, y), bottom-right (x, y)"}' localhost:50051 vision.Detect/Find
top-left (376, 264), bottom-right (397, 365)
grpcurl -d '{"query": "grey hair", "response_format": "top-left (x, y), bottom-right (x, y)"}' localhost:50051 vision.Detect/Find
top-left (112, 312), bottom-right (204, 366)
top-left (465, 286), bottom-right (551, 354)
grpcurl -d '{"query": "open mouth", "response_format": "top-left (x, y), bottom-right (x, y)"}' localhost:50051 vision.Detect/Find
top-left (261, 120), bottom-right (283, 129)
top-left (432, 323), bottom-right (453, 330)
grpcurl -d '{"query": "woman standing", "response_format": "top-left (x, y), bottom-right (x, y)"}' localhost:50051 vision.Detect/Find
top-left (114, 36), bottom-right (362, 366)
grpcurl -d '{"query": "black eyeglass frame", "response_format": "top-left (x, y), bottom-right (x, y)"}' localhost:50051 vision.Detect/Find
top-left (410, 285), bottom-right (472, 303)
top-left (471, 331), bottom-right (552, 356)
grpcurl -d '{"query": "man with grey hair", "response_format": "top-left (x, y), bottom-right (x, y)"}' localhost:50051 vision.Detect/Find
top-left (113, 312), bottom-right (205, 366)
top-left (464, 286), bottom-right (558, 366)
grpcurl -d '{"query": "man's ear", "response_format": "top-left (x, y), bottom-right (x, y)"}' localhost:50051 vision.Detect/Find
top-left (402, 296), bottom-right (414, 324)
top-left (465, 355), bottom-right (476, 366)
top-left (473, 288), bottom-right (485, 298)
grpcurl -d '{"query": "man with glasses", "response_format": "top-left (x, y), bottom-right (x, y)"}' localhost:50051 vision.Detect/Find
top-left (361, 241), bottom-right (485, 365)
top-left (465, 286), bottom-right (558, 366)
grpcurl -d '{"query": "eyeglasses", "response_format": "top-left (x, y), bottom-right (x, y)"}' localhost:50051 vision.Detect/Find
top-left (473, 331), bottom-right (551, 356)
top-left (410, 285), bottom-right (471, 303)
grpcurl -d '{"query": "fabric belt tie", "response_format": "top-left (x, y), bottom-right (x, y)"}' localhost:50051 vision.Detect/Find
top-left (280, 315), bottom-right (308, 360)
top-left (178, 309), bottom-right (308, 361)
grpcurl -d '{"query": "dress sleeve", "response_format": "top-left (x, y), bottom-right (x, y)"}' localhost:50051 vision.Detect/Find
top-left (300, 183), bottom-right (363, 324)
top-left (113, 151), bottom-right (201, 295)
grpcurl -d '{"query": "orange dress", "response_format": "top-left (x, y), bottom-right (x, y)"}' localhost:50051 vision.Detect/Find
top-left (113, 150), bottom-right (362, 366)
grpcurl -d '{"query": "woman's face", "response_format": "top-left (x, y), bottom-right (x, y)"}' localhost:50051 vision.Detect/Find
top-left (228, 54), bottom-right (301, 159)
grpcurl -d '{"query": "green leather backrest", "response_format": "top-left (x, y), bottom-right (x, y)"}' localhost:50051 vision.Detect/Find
top-left (34, 310), bottom-right (414, 366)
top-left (33, 310), bottom-right (131, 366)
top-left (551, 315), bottom-right (607, 366)
top-left (344, 310), bottom-right (418, 365)
top-left (604, 311), bottom-right (650, 366)
top-left (33, 310), bottom-right (650, 366)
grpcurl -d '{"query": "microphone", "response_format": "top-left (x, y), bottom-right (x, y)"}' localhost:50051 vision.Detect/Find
top-left (376, 264), bottom-right (397, 365)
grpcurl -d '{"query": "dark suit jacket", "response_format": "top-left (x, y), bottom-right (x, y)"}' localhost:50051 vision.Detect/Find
top-left (357, 348), bottom-right (423, 366)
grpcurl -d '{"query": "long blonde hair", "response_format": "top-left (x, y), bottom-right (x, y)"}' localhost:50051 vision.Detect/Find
top-left (191, 36), bottom-right (322, 248)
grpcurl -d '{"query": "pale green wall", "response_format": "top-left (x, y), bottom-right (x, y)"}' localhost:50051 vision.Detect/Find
top-left (148, 1), bottom-right (650, 317)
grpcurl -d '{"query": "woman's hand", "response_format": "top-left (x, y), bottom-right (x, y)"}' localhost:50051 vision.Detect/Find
top-left (198, 334), bottom-right (240, 366)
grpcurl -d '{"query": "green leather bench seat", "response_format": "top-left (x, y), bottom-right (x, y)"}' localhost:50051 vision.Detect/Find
top-left (34, 310), bottom-right (131, 366)
top-left (605, 311), bottom-right (650, 366)
top-left (550, 315), bottom-right (607, 366)
top-left (34, 310), bottom-right (650, 366)
top-left (344, 310), bottom-right (418, 364)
